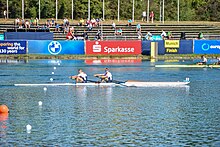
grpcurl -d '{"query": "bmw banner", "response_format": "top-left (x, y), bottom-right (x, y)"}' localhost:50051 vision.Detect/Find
top-left (194, 40), bottom-right (220, 54)
top-left (28, 40), bottom-right (84, 55)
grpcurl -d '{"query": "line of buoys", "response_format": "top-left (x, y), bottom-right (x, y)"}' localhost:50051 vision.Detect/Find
top-left (0, 104), bottom-right (9, 113)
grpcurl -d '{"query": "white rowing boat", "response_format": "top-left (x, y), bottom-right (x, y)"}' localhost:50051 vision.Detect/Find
top-left (155, 64), bottom-right (220, 68)
top-left (120, 81), bottom-right (190, 87)
top-left (14, 80), bottom-right (190, 87)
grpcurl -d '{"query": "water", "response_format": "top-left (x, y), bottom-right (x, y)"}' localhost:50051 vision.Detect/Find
top-left (0, 59), bottom-right (220, 146)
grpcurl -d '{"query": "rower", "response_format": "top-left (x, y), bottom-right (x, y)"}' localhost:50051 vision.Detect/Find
top-left (216, 57), bottom-right (220, 65)
top-left (70, 69), bottom-right (87, 83)
top-left (197, 55), bottom-right (207, 65)
top-left (94, 68), bottom-right (113, 83)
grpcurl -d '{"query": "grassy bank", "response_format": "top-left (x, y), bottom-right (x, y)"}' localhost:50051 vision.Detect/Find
top-left (0, 54), bottom-right (219, 60)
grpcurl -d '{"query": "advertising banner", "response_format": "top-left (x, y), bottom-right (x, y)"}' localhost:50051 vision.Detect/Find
top-left (164, 40), bottom-right (180, 54)
top-left (28, 40), bottom-right (84, 55)
top-left (194, 40), bottom-right (220, 54)
top-left (164, 40), bottom-right (180, 48)
top-left (85, 41), bottom-right (142, 55)
top-left (0, 41), bottom-right (26, 54)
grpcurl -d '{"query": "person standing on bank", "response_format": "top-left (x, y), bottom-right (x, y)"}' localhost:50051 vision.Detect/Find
top-left (94, 68), bottom-right (113, 83)
top-left (4, 10), bottom-right (6, 19)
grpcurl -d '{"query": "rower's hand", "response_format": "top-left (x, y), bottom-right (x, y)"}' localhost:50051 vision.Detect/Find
top-left (94, 74), bottom-right (100, 77)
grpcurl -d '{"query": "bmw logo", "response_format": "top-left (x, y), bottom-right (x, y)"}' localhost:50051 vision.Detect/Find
top-left (201, 43), bottom-right (210, 51)
top-left (48, 41), bottom-right (62, 55)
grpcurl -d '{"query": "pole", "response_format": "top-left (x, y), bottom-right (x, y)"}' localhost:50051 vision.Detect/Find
top-left (162, 0), bottom-right (164, 24)
top-left (159, 0), bottom-right (161, 22)
top-left (22, 0), bottom-right (24, 19)
top-left (177, 0), bottom-right (179, 22)
top-left (103, 0), bottom-right (104, 20)
top-left (88, 0), bottom-right (90, 20)
top-left (39, 0), bottom-right (41, 20)
top-left (56, 0), bottom-right (58, 20)
top-left (118, 0), bottom-right (120, 21)
top-left (132, 0), bottom-right (134, 21)
top-left (72, 0), bottom-right (73, 20)
top-left (7, 0), bottom-right (8, 18)
top-left (147, 0), bottom-right (149, 23)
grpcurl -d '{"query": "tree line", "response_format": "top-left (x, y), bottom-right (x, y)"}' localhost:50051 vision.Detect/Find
top-left (0, 0), bottom-right (219, 21)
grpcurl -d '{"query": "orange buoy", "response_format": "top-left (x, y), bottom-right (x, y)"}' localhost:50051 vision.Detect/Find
top-left (0, 112), bottom-right (9, 121)
top-left (0, 105), bottom-right (9, 113)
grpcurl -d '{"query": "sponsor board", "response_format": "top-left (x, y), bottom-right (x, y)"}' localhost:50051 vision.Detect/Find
top-left (85, 59), bottom-right (142, 65)
top-left (164, 40), bottom-right (180, 54)
top-left (28, 40), bottom-right (84, 55)
top-left (194, 40), bottom-right (220, 54)
top-left (86, 41), bottom-right (142, 55)
top-left (0, 41), bottom-right (26, 54)
top-left (165, 48), bottom-right (179, 54)
top-left (164, 40), bottom-right (180, 48)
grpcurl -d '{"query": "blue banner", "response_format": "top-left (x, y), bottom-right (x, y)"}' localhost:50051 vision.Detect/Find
top-left (194, 40), bottom-right (220, 54)
top-left (0, 41), bottom-right (26, 54)
top-left (28, 40), bottom-right (85, 55)
top-left (179, 40), bottom-right (193, 54)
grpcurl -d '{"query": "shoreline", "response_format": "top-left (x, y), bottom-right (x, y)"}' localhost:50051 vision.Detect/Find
top-left (0, 54), bottom-right (219, 60)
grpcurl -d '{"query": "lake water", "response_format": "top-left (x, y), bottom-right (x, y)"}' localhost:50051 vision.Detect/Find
top-left (0, 59), bottom-right (220, 146)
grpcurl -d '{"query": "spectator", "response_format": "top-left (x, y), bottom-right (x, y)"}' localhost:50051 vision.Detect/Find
top-left (15, 18), bottom-right (20, 26)
top-left (79, 18), bottom-right (84, 26)
top-left (111, 21), bottom-right (116, 30)
top-left (4, 10), bottom-right (6, 19)
top-left (55, 23), bottom-right (60, 32)
top-left (137, 30), bottom-right (142, 40)
top-left (30, 18), bottom-right (34, 26)
top-left (95, 30), bottom-right (102, 40)
top-left (82, 30), bottom-right (88, 40)
top-left (86, 18), bottom-right (90, 26)
top-left (25, 20), bottom-right (30, 28)
top-left (145, 32), bottom-right (152, 40)
top-left (136, 23), bottom-right (141, 32)
top-left (161, 30), bottom-right (167, 39)
top-left (142, 11), bottom-right (146, 21)
top-left (96, 18), bottom-right (101, 26)
top-left (87, 23), bottom-right (93, 31)
top-left (51, 18), bottom-right (55, 26)
top-left (63, 18), bottom-right (69, 27)
top-left (115, 28), bottom-right (122, 36)
top-left (66, 27), bottom-right (74, 40)
top-left (35, 17), bottom-right (39, 26)
top-left (167, 31), bottom-right (173, 39)
top-left (91, 18), bottom-right (96, 27)
top-left (150, 11), bottom-right (154, 23)
top-left (197, 32), bottom-right (205, 39)
top-left (128, 19), bottom-right (132, 26)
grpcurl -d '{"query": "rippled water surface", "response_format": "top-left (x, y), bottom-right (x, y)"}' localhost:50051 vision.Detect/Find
top-left (0, 59), bottom-right (220, 146)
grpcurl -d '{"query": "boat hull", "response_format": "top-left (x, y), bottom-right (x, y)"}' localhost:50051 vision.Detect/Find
top-left (14, 81), bottom-right (190, 87)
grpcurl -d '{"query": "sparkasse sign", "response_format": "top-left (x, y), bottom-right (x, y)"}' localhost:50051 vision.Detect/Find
top-left (85, 41), bottom-right (142, 55)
